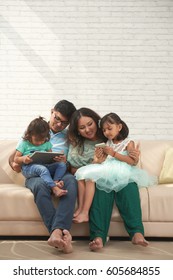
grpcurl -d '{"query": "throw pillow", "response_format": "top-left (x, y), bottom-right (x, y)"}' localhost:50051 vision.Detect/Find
top-left (159, 147), bottom-right (173, 184)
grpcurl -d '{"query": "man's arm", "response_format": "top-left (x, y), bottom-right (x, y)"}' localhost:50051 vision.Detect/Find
top-left (9, 150), bottom-right (22, 173)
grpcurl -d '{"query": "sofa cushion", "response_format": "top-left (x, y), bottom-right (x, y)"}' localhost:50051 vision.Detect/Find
top-left (0, 166), bottom-right (13, 184)
top-left (159, 147), bottom-right (173, 184)
top-left (0, 184), bottom-right (41, 221)
top-left (148, 186), bottom-right (173, 221)
top-left (139, 140), bottom-right (173, 177)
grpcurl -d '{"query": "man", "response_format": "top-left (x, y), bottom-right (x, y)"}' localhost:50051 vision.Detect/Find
top-left (9, 100), bottom-right (77, 253)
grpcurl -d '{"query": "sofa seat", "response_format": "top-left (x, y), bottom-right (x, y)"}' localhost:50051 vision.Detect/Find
top-left (0, 140), bottom-right (173, 238)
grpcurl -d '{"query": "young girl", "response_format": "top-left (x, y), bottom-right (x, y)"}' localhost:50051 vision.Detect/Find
top-left (14, 116), bottom-right (67, 197)
top-left (73, 112), bottom-right (157, 223)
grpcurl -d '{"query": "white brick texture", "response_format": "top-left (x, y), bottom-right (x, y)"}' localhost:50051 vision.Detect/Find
top-left (0, 0), bottom-right (173, 139)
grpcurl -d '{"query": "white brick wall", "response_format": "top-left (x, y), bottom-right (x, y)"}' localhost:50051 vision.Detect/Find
top-left (0, 0), bottom-right (173, 139)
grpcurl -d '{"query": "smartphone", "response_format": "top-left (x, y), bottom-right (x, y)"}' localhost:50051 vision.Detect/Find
top-left (95, 142), bottom-right (106, 148)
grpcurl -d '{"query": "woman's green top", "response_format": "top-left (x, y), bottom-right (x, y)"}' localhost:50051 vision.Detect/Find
top-left (67, 139), bottom-right (101, 168)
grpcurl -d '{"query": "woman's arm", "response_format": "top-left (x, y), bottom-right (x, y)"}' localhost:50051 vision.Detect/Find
top-left (103, 141), bottom-right (138, 166)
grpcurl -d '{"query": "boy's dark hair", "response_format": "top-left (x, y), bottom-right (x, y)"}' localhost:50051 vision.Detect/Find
top-left (54, 100), bottom-right (76, 121)
top-left (100, 113), bottom-right (129, 141)
top-left (23, 116), bottom-right (50, 142)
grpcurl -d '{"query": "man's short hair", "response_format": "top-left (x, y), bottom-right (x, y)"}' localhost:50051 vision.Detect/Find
top-left (54, 100), bottom-right (76, 120)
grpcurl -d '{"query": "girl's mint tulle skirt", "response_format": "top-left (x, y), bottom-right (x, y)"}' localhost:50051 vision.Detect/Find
top-left (75, 157), bottom-right (157, 193)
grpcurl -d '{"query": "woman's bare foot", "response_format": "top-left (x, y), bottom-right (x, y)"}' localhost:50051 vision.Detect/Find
top-left (48, 229), bottom-right (73, 253)
top-left (132, 232), bottom-right (149, 247)
top-left (73, 208), bottom-right (81, 218)
top-left (52, 186), bottom-right (67, 197)
top-left (89, 237), bottom-right (103, 251)
top-left (73, 212), bottom-right (89, 223)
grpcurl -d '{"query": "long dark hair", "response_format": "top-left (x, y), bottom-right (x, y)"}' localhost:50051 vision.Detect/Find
top-left (68, 107), bottom-right (106, 149)
top-left (23, 116), bottom-right (50, 142)
top-left (100, 113), bottom-right (129, 141)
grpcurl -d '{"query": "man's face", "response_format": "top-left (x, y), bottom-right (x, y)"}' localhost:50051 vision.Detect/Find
top-left (49, 110), bottom-right (69, 133)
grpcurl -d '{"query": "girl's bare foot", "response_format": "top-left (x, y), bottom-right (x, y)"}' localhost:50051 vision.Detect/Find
top-left (89, 237), bottom-right (103, 251)
top-left (54, 180), bottom-right (64, 188)
top-left (73, 212), bottom-right (89, 223)
top-left (52, 186), bottom-right (67, 197)
top-left (132, 232), bottom-right (149, 247)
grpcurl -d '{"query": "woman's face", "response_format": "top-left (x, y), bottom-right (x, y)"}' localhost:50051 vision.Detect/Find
top-left (78, 116), bottom-right (98, 141)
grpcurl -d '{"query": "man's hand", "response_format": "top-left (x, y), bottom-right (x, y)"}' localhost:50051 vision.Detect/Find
top-left (11, 162), bottom-right (22, 173)
top-left (128, 143), bottom-right (140, 165)
top-left (54, 151), bottom-right (66, 163)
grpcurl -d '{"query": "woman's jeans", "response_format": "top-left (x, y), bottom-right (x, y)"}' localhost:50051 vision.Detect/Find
top-left (25, 172), bottom-right (78, 233)
top-left (22, 162), bottom-right (67, 188)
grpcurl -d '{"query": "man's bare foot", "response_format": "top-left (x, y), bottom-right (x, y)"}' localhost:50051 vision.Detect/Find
top-left (73, 212), bottom-right (89, 223)
top-left (48, 229), bottom-right (65, 250)
top-left (89, 237), bottom-right (103, 251)
top-left (132, 232), bottom-right (149, 247)
top-left (52, 186), bottom-right (68, 197)
top-left (48, 229), bottom-right (73, 254)
top-left (62, 229), bottom-right (73, 253)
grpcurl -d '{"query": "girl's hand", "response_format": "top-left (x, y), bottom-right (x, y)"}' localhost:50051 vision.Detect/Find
top-left (23, 155), bottom-right (33, 164)
top-left (103, 146), bottom-right (114, 157)
top-left (93, 147), bottom-right (107, 163)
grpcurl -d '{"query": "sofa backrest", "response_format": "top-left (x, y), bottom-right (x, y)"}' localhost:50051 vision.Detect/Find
top-left (0, 140), bottom-right (25, 185)
top-left (138, 140), bottom-right (173, 176)
top-left (0, 139), bottom-right (173, 185)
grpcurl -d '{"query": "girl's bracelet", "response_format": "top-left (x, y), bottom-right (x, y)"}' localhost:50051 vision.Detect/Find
top-left (113, 151), bottom-right (117, 158)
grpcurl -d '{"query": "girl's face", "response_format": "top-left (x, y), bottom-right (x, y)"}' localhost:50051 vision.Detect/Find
top-left (31, 136), bottom-right (46, 146)
top-left (102, 121), bottom-right (122, 142)
top-left (78, 116), bottom-right (98, 141)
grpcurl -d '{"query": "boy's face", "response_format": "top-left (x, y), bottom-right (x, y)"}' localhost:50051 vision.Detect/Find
top-left (49, 109), bottom-right (69, 133)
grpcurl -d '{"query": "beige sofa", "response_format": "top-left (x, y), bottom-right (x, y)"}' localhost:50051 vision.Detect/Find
top-left (0, 140), bottom-right (173, 238)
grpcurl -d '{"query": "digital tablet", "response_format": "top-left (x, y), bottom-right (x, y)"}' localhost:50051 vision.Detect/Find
top-left (30, 151), bottom-right (64, 164)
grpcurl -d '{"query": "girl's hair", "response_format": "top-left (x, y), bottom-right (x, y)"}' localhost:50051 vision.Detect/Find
top-left (68, 107), bottom-right (106, 149)
top-left (23, 116), bottom-right (50, 142)
top-left (100, 113), bottom-right (129, 141)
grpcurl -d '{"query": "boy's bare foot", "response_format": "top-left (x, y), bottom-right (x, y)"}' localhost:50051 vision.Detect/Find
top-left (132, 232), bottom-right (149, 247)
top-left (48, 229), bottom-right (73, 253)
top-left (73, 212), bottom-right (89, 223)
top-left (52, 186), bottom-right (67, 197)
top-left (89, 237), bottom-right (103, 251)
